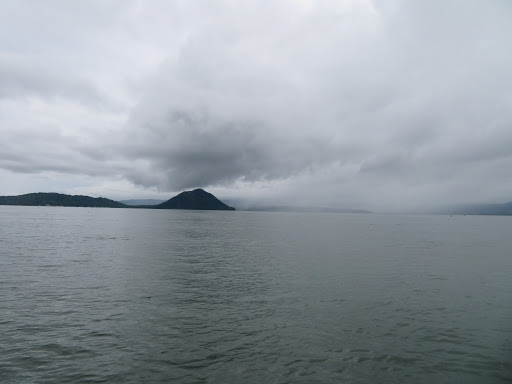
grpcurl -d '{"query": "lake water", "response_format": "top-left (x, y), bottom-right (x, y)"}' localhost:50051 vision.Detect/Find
top-left (0, 206), bottom-right (511, 383)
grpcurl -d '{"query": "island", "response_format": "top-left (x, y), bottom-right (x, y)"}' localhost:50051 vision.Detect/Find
top-left (0, 192), bottom-right (128, 208)
top-left (153, 189), bottom-right (235, 210)
top-left (0, 189), bottom-right (235, 211)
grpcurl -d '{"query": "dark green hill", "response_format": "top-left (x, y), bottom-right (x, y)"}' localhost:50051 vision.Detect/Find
top-left (154, 189), bottom-right (235, 210)
top-left (0, 192), bottom-right (129, 208)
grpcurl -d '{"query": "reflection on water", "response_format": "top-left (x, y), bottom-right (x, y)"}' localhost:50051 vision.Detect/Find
top-left (0, 207), bottom-right (511, 383)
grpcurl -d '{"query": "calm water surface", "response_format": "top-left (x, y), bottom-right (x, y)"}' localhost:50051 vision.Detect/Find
top-left (0, 206), bottom-right (511, 383)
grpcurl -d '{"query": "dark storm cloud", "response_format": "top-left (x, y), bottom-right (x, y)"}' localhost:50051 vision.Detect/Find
top-left (120, 108), bottom-right (339, 191)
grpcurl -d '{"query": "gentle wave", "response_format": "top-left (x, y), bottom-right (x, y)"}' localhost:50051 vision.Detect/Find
top-left (0, 207), bottom-right (511, 383)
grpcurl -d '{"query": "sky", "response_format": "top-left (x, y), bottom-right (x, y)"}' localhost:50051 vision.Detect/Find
top-left (1, 0), bottom-right (511, 211)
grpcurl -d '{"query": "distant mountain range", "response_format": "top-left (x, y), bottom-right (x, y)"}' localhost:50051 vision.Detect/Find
top-left (0, 189), bottom-right (235, 211)
top-left (442, 202), bottom-right (512, 216)
top-left (3, 190), bottom-right (512, 215)
top-left (119, 199), bottom-right (165, 206)
top-left (238, 205), bottom-right (370, 213)
top-left (221, 198), bottom-right (371, 213)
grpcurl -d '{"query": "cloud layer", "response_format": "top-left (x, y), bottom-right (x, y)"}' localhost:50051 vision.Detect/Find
top-left (1, 0), bottom-right (511, 210)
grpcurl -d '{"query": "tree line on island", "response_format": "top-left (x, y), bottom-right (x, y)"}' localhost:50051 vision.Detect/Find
top-left (0, 189), bottom-right (235, 211)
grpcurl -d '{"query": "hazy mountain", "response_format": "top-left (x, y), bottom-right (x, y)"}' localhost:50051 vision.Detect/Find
top-left (443, 202), bottom-right (512, 216)
top-left (243, 206), bottom-right (370, 213)
top-left (119, 199), bottom-right (165, 206)
top-left (0, 192), bottom-right (128, 208)
top-left (154, 189), bottom-right (235, 210)
top-left (222, 198), bottom-right (369, 213)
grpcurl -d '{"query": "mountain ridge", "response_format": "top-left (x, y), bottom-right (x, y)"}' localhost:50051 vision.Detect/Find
top-left (0, 192), bottom-right (128, 208)
top-left (441, 201), bottom-right (512, 216)
top-left (119, 199), bottom-right (165, 206)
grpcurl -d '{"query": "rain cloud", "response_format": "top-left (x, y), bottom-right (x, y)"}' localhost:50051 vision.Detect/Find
top-left (1, 0), bottom-right (511, 210)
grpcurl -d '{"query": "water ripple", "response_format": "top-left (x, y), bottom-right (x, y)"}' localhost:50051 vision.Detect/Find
top-left (0, 207), bottom-right (511, 383)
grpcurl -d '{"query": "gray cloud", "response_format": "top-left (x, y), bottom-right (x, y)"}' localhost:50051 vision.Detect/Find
top-left (119, 108), bottom-right (340, 191)
top-left (1, 0), bottom-right (512, 209)
top-left (0, 54), bottom-right (106, 107)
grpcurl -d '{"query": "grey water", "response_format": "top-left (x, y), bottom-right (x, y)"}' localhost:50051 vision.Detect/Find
top-left (0, 206), bottom-right (511, 383)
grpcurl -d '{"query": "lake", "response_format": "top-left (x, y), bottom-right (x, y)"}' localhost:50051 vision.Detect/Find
top-left (0, 206), bottom-right (511, 383)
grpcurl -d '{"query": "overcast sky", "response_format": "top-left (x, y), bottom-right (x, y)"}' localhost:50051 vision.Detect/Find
top-left (1, 0), bottom-right (511, 211)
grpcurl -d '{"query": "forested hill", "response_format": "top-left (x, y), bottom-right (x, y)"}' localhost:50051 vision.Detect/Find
top-left (0, 190), bottom-right (234, 210)
top-left (0, 193), bottom-right (129, 208)
top-left (154, 189), bottom-right (235, 210)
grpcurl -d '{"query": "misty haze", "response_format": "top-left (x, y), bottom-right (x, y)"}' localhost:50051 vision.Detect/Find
top-left (1, 1), bottom-right (511, 383)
